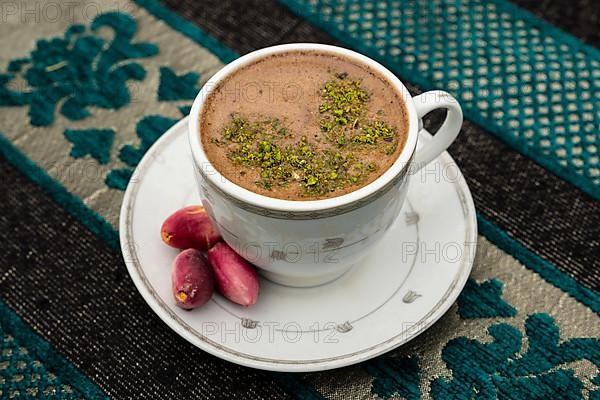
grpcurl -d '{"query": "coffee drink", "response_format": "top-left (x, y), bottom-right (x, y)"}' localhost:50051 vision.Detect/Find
top-left (200, 51), bottom-right (409, 200)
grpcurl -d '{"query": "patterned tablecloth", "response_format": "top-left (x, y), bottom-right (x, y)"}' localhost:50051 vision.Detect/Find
top-left (0, 0), bottom-right (598, 398)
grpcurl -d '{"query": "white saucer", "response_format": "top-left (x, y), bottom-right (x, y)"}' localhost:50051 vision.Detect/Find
top-left (119, 117), bottom-right (477, 372)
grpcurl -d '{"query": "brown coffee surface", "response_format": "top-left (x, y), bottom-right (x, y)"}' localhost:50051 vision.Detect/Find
top-left (200, 51), bottom-right (408, 200)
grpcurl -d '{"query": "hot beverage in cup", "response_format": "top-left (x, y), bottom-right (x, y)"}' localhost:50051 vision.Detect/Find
top-left (200, 51), bottom-right (409, 200)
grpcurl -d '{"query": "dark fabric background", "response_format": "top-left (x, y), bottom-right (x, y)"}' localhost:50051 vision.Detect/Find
top-left (0, 158), bottom-right (291, 400)
top-left (514, 0), bottom-right (600, 46)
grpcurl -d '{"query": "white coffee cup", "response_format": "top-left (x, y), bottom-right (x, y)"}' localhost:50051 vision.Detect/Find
top-left (188, 43), bottom-right (462, 287)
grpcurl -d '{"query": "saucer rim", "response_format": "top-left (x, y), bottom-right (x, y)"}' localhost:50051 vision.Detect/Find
top-left (119, 116), bottom-right (477, 372)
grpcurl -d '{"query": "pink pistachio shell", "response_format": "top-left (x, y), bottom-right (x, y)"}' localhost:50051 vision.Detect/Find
top-left (207, 242), bottom-right (260, 307)
top-left (171, 249), bottom-right (214, 309)
top-left (161, 205), bottom-right (221, 250)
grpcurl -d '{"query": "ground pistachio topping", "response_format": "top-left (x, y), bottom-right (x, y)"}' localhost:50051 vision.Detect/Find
top-left (214, 72), bottom-right (399, 197)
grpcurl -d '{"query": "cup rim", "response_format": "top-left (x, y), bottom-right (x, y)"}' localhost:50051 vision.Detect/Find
top-left (188, 43), bottom-right (419, 213)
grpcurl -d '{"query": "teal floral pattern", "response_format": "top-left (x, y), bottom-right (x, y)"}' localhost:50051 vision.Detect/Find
top-left (64, 129), bottom-right (115, 165)
top-left (158, 67), bottom-right (201, 101)
top-left (366, 356), bottom-right (420, 399)
top-left (457, 278), bottom-right (517, 319)
top-left (105, 115), bottom-right (179, 190)
top-left (0, 12), bottom-right (158, 127)
top-left (431, 313), bottom-right (600, 399)
top-left (0, 11), bottom-right (195, 192)
top-left (366, 280), bottom-right (598, 399)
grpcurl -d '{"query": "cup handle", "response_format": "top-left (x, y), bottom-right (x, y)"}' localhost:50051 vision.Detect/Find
top-left (411, 90), bottom-right (463, 170)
